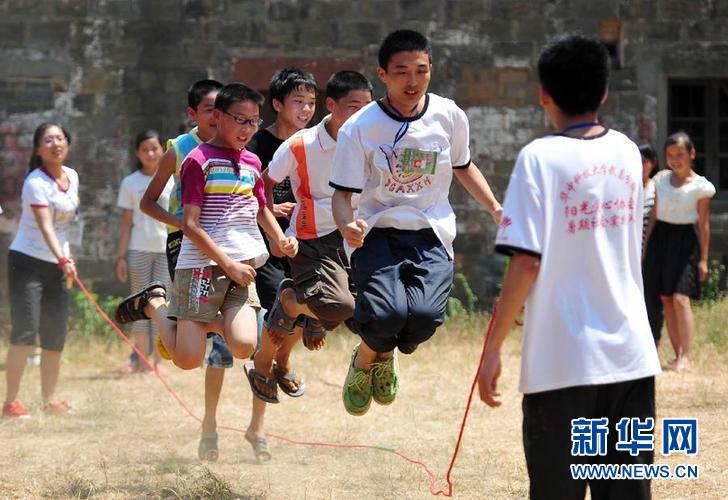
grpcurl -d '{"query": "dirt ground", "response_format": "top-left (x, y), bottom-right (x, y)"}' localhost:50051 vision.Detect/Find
top-left (1, 305), bottom-right (726, 499)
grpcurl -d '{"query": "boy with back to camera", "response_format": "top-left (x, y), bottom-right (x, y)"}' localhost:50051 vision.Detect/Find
top-left (329, 30), bottom-right (502, 416)
top-left (478, 34), bottom-right (661, 500)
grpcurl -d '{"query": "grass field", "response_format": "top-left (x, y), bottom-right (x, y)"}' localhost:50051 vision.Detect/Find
top-left (0, 299), bottom-right (726, 499)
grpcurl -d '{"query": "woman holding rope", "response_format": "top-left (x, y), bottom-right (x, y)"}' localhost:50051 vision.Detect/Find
top-left (3, 122), bottom-right (79, 418)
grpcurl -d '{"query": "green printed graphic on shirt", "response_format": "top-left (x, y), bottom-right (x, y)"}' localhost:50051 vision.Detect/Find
top-left (400, 148), bottom-right (438, 176)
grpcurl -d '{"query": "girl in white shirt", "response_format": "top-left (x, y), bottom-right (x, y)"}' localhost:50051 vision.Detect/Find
top-left (643, 132), bottom-right (716, 371)
top-left (115, 130), bottom-right (172, 373)
top-left (3, 123), bottom-right (79, 418)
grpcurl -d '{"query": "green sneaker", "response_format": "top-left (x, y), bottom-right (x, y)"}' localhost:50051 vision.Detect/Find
top-left (371, 353), bottom-right (399, 406)
top-left (342, 346), bottom-right (373, 416)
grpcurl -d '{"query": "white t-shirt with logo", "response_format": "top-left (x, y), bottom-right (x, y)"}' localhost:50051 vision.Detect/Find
top-left (653, 169), bottom-right (715, 224)
top-left (10, 166), bottom-right (80, 263)
top-left (268, 116), bottom-right (341, 240)
top-left (117, 169), bottom-right (174, 253)
top-left (495, 129), bottom-right (661, 394)
top-left (329, 93), bottom-right (471, 257)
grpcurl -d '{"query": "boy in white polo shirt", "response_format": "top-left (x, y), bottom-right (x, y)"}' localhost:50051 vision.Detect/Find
top-left (478, 35), bottom-right (661, 500)
top-left (246, 71), bottom-right (373, 403)
top-left (330, 30), bottom-right (502, 416)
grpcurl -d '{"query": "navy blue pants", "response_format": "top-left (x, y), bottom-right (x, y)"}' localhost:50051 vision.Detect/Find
top-left (350, 228), bottom-right (453, 353)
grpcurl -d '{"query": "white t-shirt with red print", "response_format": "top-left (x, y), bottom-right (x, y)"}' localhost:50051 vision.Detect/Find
top-left (267, 115), bottom-right (342, 240)
top-left (329, 93), bottom-right (471, 258)
top-left (10, 166), bottom-right (79, 263)
top-left (495, 129), bottom-right (661, 394)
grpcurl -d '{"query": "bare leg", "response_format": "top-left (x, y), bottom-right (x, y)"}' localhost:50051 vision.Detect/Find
top-left (280, 288), bottom-right (318, 319)
top-left (672, 293), bottom-right (694, 370)
top-left (355, 341), bottom-right (390, 371)
top-left (40, 349), bottom-right (62, 403)
top-left (134, 331), bottom-right (151, 370)
top-left (173, 319), bottom-right (208, 370)
top-left (221, 305), bottom-right (257, 360)
top-left (4, 344), bottom-right (33, 404)
top-left (142, 296), bottom-right (223, 361)
top-left (660, 295), bottom-right (680, 365)
top-left (202, 366), bottom-right (224, 435)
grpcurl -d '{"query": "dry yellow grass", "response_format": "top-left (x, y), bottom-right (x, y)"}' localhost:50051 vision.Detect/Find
top-left (1, 301), bottom-right (726, 499)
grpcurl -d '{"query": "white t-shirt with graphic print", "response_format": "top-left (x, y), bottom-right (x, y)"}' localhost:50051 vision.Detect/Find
top-left (329, 93), bottom-right (471, 258)
top-left (495, 129), bottom-right (661, 394)
top-left (653, 169), bottom-right (715, 224)
top-left (267, 115), bottom-right (341, 240)
top-left (10, 166), bottom-right (79, 263)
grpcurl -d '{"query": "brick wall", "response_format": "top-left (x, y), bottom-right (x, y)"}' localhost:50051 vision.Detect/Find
top-left (1, 0), bottom-right (727, 308)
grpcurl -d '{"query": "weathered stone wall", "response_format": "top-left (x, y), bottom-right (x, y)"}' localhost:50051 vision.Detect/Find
top-left (1, 0), bottom-right (727, 309)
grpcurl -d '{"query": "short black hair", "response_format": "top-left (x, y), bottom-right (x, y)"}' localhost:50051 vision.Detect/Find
top-left (378, 30), bottom-right (432, 70)
top-left (325, 71), bottom-right (373, 101)
top-left (187, 79), bottom-right (224, 110)
top-left (214, 83), bottom-right (265, 112)
top-left (638, 143), bottom-right (657, 163)
top-left (268, 67), bottom-right (317, 114)
top-left (537, 34), bottom-right (610, 116)
top-left (665, 131), bottom-right (695, 152)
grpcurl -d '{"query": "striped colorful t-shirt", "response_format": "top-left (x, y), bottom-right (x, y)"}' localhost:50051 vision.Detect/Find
top-left (176, 143), bottom-right (268, 270)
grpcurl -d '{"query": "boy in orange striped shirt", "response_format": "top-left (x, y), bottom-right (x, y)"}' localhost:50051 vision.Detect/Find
top-left (245, 71), bottom-right (373, 402)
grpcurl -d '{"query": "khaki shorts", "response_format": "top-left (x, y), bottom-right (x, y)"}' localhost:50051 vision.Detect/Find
top-left (169, 261), bottom-right (260, 322)
top-left (289, 231), bottom-right (355, 331)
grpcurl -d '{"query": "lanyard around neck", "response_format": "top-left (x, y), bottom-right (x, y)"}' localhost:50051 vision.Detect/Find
top-left (386, 95), bottom-right (419, 150)
top-left (558, 121), bottom-right (601, 136)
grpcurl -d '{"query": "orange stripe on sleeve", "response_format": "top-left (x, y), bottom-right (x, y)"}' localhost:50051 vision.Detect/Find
top-left (290, 136), bottom-right (317, 239)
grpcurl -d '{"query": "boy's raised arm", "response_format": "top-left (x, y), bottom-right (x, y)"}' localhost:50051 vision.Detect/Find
top-left (140, 148), bottom-right (181, 229)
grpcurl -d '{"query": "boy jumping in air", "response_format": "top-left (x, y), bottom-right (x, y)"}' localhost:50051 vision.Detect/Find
top-left (330, 30), bottom-right (502, 416)
top-left (246, 70), bottom-right (373, 403)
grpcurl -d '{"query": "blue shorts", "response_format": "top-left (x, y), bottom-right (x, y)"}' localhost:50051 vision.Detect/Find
top-left (349, 228), bottom-right (453, 353)
top-left (206, 334), bottom-right (233, 369)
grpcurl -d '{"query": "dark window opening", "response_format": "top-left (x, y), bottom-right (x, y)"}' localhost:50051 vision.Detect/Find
top-left (668, 80), bottom-right (728, 190)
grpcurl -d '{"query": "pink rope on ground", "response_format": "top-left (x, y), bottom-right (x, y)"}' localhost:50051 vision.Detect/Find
top-left (72, 275), bottom-right (496, 497)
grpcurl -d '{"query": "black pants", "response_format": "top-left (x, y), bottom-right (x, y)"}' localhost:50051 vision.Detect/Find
top-left (349, 228), bottom-right (453, 353)
top-left (523, 377), bottom-right (655, 500)
top-left (7, 250), bottom-right (70, 352)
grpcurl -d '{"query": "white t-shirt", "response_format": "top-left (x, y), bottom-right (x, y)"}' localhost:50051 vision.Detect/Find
top-left (117, 169), bottom-right (174, 253)
top-left (268, 116), bottom-right (344, 240)
top-left (329, 93), bottom-right (471, 257)
top-left (10, 166), bottom-right (80, 263)
top-left (653, 169), bottom-right (715, 224)
top-left (495, 129), bottom-right (661, 394)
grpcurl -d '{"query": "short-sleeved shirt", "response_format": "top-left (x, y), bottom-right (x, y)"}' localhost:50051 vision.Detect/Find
top-left (165, 127), bottom-right (203, 233)
top-left (10, 166), bottom-right (79, 263)
top-left (176, 143), bottom-right (268, 270)
top-left (653, 169), bottom-right (715, 224)
top-left (248, 128), bottom-right (294, 232)
top-left (329, 93), bottom-right (471, 258)
top-left (495, 129), bottom-right (661, 394)
top-left (267, 116), bottom-right (340, 239)
top-left (117, 169), bottom-right (174, 253)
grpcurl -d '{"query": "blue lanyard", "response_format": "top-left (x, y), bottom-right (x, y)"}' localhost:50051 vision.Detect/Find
top-left (558, 122), bottom-right (601, 135)
top-left (386, 95), bottom-right (419, 151)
